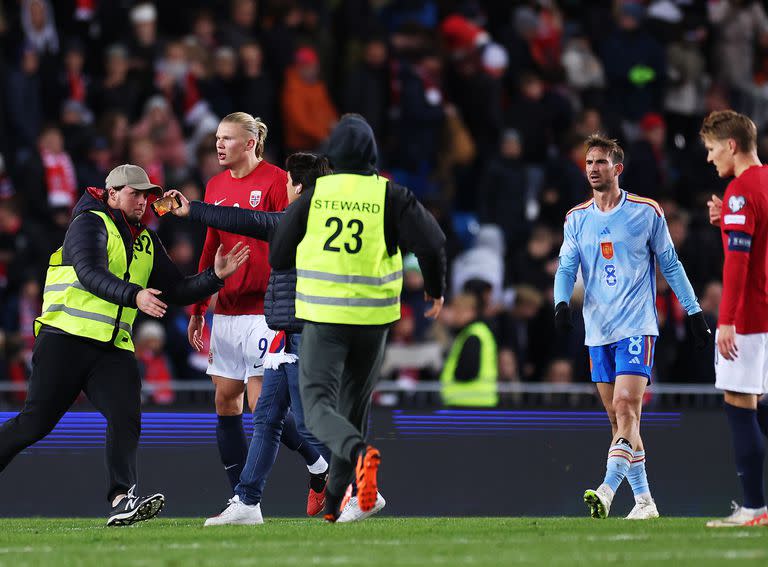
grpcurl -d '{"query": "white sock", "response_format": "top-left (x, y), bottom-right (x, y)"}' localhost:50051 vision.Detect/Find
top-left (634, 492), bottom-right (652, 504)
top-left (743, 505), bottom-right (768, 515)
top-left (307, 455), bottom-right (328, 475)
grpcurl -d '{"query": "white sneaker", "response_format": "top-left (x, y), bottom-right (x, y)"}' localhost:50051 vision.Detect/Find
top-left (583, 484), bottom-right (614, 519)
top-left (626, 497), bottom-right (659, 520)
top-left (337, 492), bottom-right (386, 523)
top-left (204, 495), bottom-right (264, 526)
top-left (706, 501), bottom-right (768, 528)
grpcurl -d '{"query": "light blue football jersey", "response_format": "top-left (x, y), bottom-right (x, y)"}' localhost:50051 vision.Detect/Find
top-left (554, 190), bottom-right (701, 346)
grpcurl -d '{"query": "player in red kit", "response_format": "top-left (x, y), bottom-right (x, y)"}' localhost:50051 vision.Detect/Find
top-left (701, 110), bottom-right (768, 527)
top-left (189, 113), bottom-right (327, 492)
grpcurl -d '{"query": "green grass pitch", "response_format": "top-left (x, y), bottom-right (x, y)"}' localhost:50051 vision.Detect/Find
top-left (1, 517), bottom-right (767, 566)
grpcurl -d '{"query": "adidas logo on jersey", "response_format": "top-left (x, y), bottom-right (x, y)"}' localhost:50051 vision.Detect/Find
top-left (629, 356), bottom-right (641, 364)
top-left (600, 227), bottom-right (611, 237)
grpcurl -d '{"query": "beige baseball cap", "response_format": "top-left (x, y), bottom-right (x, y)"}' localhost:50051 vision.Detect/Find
top-left (105, 164), bottom-right (163, 196)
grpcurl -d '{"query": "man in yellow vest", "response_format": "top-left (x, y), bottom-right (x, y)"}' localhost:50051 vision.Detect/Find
top-left (0, 164), bottom-right (249, 526)
top-left (440, 292), bottom-right (499, 407)
top-left (270, 114), bottom-right (447, 521)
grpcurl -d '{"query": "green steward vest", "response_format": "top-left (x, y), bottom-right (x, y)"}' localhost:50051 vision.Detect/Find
top-left (440, 321), bottom-right (499, 407)
top-left (295, 174), bottom-right (403, 325)
top-left (34, 210), bottom-right (154, 352)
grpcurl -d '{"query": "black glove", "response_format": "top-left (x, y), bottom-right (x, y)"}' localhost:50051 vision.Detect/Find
top-left (554, 302), bottom-right (573, 333)
top-left (688, 311), bottom-right (712, 350)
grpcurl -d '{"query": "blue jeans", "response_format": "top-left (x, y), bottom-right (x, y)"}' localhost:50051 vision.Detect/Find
top-left (235, 333), bottom-right (330, 505)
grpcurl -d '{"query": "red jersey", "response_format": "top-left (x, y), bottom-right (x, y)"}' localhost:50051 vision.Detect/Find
top-left (192, 161), bottom-right (288, 316)
top-left (720, 164), bottom-right (768, 333)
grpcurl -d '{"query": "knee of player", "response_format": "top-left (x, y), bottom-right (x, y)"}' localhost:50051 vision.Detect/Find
top-left (612, 396), bottom-right (639, 419)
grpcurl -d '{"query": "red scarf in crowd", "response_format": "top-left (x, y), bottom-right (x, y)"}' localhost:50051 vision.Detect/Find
top-left (41, 150), bottom-right (77, 210)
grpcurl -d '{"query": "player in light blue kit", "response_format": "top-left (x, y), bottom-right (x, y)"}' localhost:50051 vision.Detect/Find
top-left (554, 135), bottom-right (712, 520)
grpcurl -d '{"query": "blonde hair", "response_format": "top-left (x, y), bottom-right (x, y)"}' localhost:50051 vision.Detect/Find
top-left (221, 112), bottom-right (268, 158)
top-left (699, 110), bottom-right (757, 153)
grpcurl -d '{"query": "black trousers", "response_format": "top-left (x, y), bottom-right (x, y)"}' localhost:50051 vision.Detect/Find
top-left (298, 322), bottom-right (388, 499)
top-left (0, 332), bottom-right (142, 502)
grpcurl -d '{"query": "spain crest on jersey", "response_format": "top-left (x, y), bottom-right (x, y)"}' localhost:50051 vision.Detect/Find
top-left (249, 190), bottom-right (262, 207)
top-left (601, 242), bottom-right (614, 259)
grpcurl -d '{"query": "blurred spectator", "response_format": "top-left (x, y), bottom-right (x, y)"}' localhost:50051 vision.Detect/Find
top-left (60, 99), bottom-right (93, 163)
top-left (708, 0), bottom-right (768, 93)
top-left (477, 129), bottom-right (530, 250)
top-left (506, 71), bottom-right (572, 165)
top-left (135, 321), bottom-right (175, 405)
top-left (128, 2), bottom-right (163, 95)
top-left (20, 125), bottom-right (77, 223)
top-left (663, 25), bottom-right (708, 147)
top-left (451, 224), bottom-right (505, 307)
top-left (75, 136), bottom-right (112, 189)
top-left (540, 133), bottom-right (589, 227)
top-left (237, 41), bottom-right (278, 144)
top-left (391, 50), bottom-right (446, 196)
top-left (543, 358), bottom-right (574, 384)
top-left (622, 112), bottom-right (669, 199)
top-left (281, 46), bottom-right (337, 152)
top-left (132, 95), bottom-right (186, 171)
top-left (20, 0), bottom-right (59, 121)
top-left (400, 253), bottom-right (432, 341)
top-left (190, 9), bottom-right (218, 51)
top-left (6, 47), bottom-right (43, 164)
top-left (343, 36), bottom-right (390, 149)
top-left (219, 0), bottom-right (257, 49)
top-left (58, 38), bottom-right (90, 106)
top-left (440, 292), bottom-right (498, 407)
top-left (202, 46), bottom-right (238, 119)
top-left (89, 44), bottom-right (140, 119)
top-left (561, 31), bottom-right (605, 106)
top-left (510, 224), bottom-right (559, 291)
top-left (0, 154), bottom-right (15, 200)
top-left (600, 1), bottom-right (666, 130)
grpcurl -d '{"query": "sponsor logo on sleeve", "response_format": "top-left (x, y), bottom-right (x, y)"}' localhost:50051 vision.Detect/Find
top-left (728, 195), bottom-right (746, 212)
top-left (723, 214), bottom-right (746, 225)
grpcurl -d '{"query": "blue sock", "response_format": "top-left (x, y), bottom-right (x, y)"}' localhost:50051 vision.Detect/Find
top-left (757, 398), bottom-right (768, 438)
top-left (626, 450), bottom-right (651, 500)
top-left (724, 402), bottom-right (766, 509)
top-left (281, 412), bottom-right (321, 466)
top-left (216, 414), bottom-right (248, 491)
top-left (602, 440), bottom-right (633, 493)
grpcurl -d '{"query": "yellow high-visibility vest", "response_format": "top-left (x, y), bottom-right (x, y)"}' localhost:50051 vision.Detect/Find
top-left (35, 210), bottom-right (154, 351)
top-left (441, 321), bottom-right (499, 407)
top-left (295, 174), bottom-right (403, 325)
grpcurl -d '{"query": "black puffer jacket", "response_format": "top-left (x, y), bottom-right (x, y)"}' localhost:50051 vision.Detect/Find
top-left (41, 188), bottom-right (225, 341)
top-left (188, 201), bottom-right (303, 333)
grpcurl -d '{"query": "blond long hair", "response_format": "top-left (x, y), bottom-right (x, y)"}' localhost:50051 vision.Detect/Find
top-left (221, 112), bottom-right (268, 158)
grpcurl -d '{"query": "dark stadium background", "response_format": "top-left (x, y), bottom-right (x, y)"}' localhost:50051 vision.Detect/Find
top-left (0, 0), bottom-right (764, 515)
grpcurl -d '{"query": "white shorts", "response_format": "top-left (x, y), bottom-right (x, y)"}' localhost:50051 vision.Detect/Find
top-left (207, 314), bottom-right (276, 381)
top-left (715, 331), bottom-right (768, 394)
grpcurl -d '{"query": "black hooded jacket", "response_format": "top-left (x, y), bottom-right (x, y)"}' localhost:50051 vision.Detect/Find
top-left (40, 188), bottom-right (224, 339)
top-left (269, 115), bottom-right (447, 300)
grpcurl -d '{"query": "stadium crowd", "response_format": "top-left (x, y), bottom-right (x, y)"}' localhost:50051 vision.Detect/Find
top-left (0, 0), bottom-right (764, 402)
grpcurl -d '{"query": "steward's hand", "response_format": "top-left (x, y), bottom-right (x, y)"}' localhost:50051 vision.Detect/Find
top-left (424, 294), bottom-right (444, 319)
top-left (214, 242), bottom-right (250, 279)
top-left (137, 288), bottom-right (167, 318)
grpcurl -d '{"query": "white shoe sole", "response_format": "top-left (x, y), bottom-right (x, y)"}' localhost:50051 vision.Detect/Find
top-left (337, 495), bottom-right (386, 523)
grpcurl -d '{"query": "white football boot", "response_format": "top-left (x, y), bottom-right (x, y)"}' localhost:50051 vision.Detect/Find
top-left (583, 484), bottom-right (614, 519)
top-left (706, 502), bottom-right (768, 527)
top-left (204, 495), bottom-right (264, 526)
top-left (625, 496), bottom-right (659, 520)
top-left (336, 492), bottom-right (386, 523)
